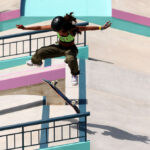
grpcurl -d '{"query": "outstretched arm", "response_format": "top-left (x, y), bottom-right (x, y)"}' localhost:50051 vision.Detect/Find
top-left (78, 21), bottom-right (111, 31)
top-left (16, 25), bottom-right (52, 30)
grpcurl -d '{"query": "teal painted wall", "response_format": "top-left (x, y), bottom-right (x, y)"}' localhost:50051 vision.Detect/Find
top-left (77, 17), bottom-right (150, 37)
top-left (0, 17), bottom-right (51, 32)
top-left (24, 0), bottom-right (111, 16)
top-left (0, 56), bottom-right (31, 70)
top-left (39, 141), bottom-right (90, 150)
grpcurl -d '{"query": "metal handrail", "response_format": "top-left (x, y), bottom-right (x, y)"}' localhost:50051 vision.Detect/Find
top-left (0, 112), bottom-right (90, 131)
top-left (0, 112), bottom-right (90, 149)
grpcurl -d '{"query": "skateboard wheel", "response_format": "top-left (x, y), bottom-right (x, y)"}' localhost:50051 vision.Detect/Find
top-left (71, 100), bottom-right (76, 105)
top-left (52, 80), bottom-right (58, 86)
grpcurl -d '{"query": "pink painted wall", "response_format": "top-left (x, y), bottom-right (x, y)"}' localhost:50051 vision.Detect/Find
top-left (112, 9), bottom-right (150, 27)
top-left (0, 9), bottom-right (20, 21)
top-left (0, 65), bottom-right (65, 91)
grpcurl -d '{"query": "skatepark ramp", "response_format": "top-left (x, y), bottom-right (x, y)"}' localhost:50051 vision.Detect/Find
top-left (0, 64), bottom-right (65, 91)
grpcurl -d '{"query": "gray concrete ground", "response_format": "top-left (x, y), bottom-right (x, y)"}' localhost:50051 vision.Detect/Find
top-left (86, 60), bottom-right (150, 150)
top-left (0, 18), bottom-right (150, 150)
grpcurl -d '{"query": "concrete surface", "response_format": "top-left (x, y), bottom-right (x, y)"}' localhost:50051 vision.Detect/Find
top-left (0, 0), bottom-right (20, 12)
top-left (86, 60), bottom-right (150, 150)
top-left (87, 22), bottom-right (150, 74)
top-left (112, 0), bottom-right (150, 18)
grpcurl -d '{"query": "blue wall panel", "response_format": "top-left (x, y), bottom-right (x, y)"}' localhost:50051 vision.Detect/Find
top-left (23, 0), bottom-right (111, 16)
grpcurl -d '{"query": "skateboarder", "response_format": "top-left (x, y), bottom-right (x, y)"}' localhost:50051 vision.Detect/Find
top-left (16, 12), bottom-right (111, 85)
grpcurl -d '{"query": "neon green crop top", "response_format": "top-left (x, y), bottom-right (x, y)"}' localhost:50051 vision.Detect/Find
top-left (57, 32), bottom-right (74, 43)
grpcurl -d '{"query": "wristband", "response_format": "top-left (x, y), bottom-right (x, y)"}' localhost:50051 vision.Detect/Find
top-left (99, 26), bottom-right (101, 30)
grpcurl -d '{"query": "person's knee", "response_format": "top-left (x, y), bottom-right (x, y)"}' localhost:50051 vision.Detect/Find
top-left (31, 56), bottom-right (42, 65)
top-left (71, 70), bottom-right (80, 75)
top-left (65, 55), bottom-right (76, 64)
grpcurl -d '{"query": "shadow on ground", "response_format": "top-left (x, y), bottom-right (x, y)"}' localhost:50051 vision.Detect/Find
top-left (69, 119), bottom-right (150, 144)
top-left (88, 57), bottom-right (113, 64)
top-left (87, 123), bottom-right (150, 144)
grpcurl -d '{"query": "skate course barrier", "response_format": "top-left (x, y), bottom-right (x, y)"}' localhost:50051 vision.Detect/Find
top-left (112, 9), bottom-right (150, 27)
top-left (0, 63), bottom-right (66, 105)
top-left (0, 64), bottom-right (65, 91)
top-left (112, 0), bottom-right (150, 26)
top-left (0, 111), bottom-right (90, 150)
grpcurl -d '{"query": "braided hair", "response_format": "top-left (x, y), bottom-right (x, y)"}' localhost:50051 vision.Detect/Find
top-left (61, 12), bottom-right (81, 36)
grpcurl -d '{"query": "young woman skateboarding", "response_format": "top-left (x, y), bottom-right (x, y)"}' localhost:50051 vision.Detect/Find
top-left (16, 12), bottom-right (111, 85)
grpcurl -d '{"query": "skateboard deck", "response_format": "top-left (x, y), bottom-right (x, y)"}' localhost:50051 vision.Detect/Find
top-left (43, 79), bottom-right (80, 114)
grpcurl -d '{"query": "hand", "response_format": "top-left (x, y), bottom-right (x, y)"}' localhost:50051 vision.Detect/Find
top-left (101, 21), bottom-right (111, 30)
top-left (16, 24), bottom-right (25, 29)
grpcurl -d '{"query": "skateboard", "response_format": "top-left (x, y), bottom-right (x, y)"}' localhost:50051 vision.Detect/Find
top-left (43, 79), bottom-right (80, 114)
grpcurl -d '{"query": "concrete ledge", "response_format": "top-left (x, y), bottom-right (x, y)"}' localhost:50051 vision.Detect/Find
top-left (112, 9), bottom-right (150, 27)
top-left (39, 141), bottom-right (90, 150)
top-left (77, 17), bottom-right (150, 37)
top-left (0, 64), bottom-right (65, 91)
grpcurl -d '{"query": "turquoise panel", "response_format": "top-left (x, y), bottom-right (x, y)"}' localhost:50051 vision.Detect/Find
top-left (87, 0), bottom-right (111, 16)
top-left (0, 56), bottom-right (31, 70)
top-left (40, 59), bottom-right (51, 149)
top-left (79, 59), bottom-right (86, 142)
top-left (77, 17), bottom-right (150, 37)
top-left (77, 46), bottom-right (88, 59)
top-left (39, 141), bottom-right (90, 150)
top-left (0, 17), bottom-right (52, 31)
top-left (24, 0), bottom-right (111, 16)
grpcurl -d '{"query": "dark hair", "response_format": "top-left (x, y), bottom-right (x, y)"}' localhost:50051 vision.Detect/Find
top-left (61, 12), bottom-right (81, 36)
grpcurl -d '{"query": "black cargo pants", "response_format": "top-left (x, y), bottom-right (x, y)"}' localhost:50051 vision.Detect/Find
top-left (31, 44), bottom-right (80, 75)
